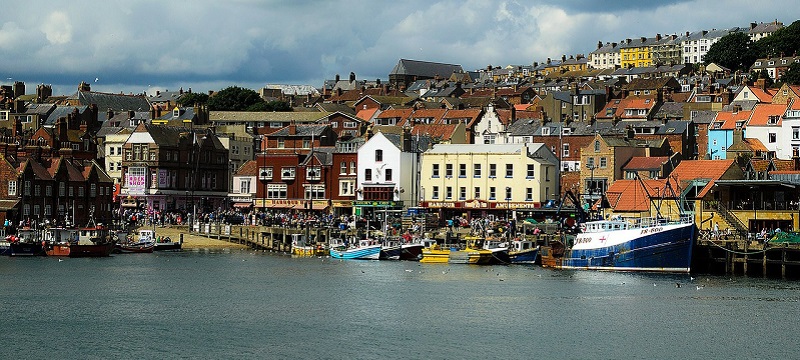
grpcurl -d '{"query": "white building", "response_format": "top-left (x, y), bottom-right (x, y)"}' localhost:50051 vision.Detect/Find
top-left (589, 41), bottom-right (620, 70)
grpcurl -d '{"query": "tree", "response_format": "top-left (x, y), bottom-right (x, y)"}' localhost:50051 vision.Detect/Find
top-left (245, 100), bottom-right (293, 112)
top-left (207, 86), bottom-right (263, 111)
top-left (750, 70), bottom-right (774, 88)
top-left (782, 63), bottom-right (800, 85)
top-left (704, 32), bottom-right (756, 71)
top-left (752, 20), bottom-right (800, 59)
top-left (177, 92), bottom-right (209, 107)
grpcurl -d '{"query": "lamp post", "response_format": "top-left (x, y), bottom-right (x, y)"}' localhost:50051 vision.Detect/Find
top-left (586, 163), bottom-right (595, 220)
top-left (505, 186), bottom-right (511, 222)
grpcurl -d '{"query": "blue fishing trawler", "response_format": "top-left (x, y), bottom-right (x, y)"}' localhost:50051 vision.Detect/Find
top-left (540, 216), bottom-right (695, 273)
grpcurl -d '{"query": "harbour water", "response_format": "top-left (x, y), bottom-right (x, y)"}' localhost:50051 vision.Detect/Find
top-left (2, 250), bottom-right (799, 359)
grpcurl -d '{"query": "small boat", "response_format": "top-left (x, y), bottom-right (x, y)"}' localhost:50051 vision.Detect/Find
top-left (540, 216), bottom-right (695, 273)
top-left (9, 228), bottom-right (46, 256)
top-left (399, 238), bottom-right (425, 261)
top-left (450, 237), bottom-right (504, 265)
top-left (153, 237), bottom-right (182, 251)
top-left (68, 225), bottom-right (114, 257)
top-left (379, 238), bottom-right (403, 260)
top-left (0, 237), bottom-right (11, 256)
top-left (508, 239), bottom-right (539, 264)
top-left (290, 234), bottom-right (325, 257)
top-left (114, 242), bottom-right (154, 253)
top-left (329, 238), bottom-right (381, 260)
top-left (420, 239), bottom-right (451, 263)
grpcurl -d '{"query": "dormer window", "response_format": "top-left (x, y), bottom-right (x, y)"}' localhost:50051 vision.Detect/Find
top-left (173, 108), bottom-right (180, 118)
top-left (768, 115), bottom-right (780, 125)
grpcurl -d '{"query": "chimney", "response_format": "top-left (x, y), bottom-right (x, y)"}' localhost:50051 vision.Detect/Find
top-left (702, 30), bottom-right (708, 37)
top-left (58, 116), bottom-right (68, 143)
top-left (755, 78), bottom-right (766, 91)
top-left (733, 128), bottom-right (744, 145)
top-left (547, 58), bottom-right (551, 65)
top-left (656, 33), bottom-right (662, 41)
top-left (640, 36), bottom-right (646, 43)
top-left (751, 22), bottom-right (757, 30)
top-left (335, 74), bottom-right (340, 82)
top-left (626, 38), bottom-right (632, 45)
top-left (597, 41), bottom-right (603, 49)
top-left (626, 125), bottom-right (635, 140)
top-left (288, 120), bottom-right (296, 135)
top-left (13, 81), bottom-right (24, 98)
top-left (685, 31), bottom-right (689, 37)
top-left (376, 78), bottom-right (381, 85)
top-left (156, 90), bottom-right (160, 96)
top-left (349, 72), bottom-right (356, 83)
top-left (561, 54), bottom-right (567, 62)
top-left (510, 106), bottom-right (516, 123)
top-left (179, 87), bottom-right (183, 95)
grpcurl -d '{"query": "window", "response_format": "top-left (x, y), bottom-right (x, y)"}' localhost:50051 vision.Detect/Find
top-left (489, 187), bottom-right (496, 200)
top-left (769, 133), bottom-right (777, 143)
top-left (600, 157), bottom-right (607, 168)
top-left (44, 205), bottom-right (51, 216)
top-left (526, 188), bottom-right (533, 201)
top-left (459, 164), bottom-right (466, 178)
top-left (505, 164), bottom-right (513, 178)
top-left (109, 147), bottom-right (115, 155)
top-left (344, 121), bottom-right (357, 128)
top-left (445, 187), bottom-right (452, 199)
top-left (304, 184), bottom-right (325, 200)
top-left (350, 161), bottom-right (356, 174)
top-left (768, 115), bottom-right (780, 125)
top-left (541, 127), bottom-right (550, 136)
top-left (68, 186), bottom-right (73, 197)
top-left (793, 127), bottom-right (800, 140)
top-left (303, 139), bottom-right (311, 149)
top-left (277, 138), bottom-right (285, 148)
top-left (365, 168), bottom-right (372, 181)
top-left (8, 180), bottom-right (16, 196)
top-left (281, 167), bottom-right (295, 180)
top-left (432, 186), bottom-right (439, 199)
top-left (459, 187), bottom-right (466, 200)
top-left (432, 164), bottom-right (440, 177)
top-left (306, 166), bottom-right (321, 180)
top-left (267, 184), bottom-right (287, 199)
top-left (59, 182), bottom-right (65, 197)
top-left (340, 162), bottom-right (347, 174)
top-left (594, 140), bottom-right (600, 152)
top-left (375, 149), bottom-right (383, 162)
top-left (339, 180), bottom-right (355, 196)
top-left (90, 184), bottom-right (97, 197)
top-left (489, 164), bottom-right (497, 177)
top-left (445, 164), bottom-right (453, 178)
top-left (48, 185), bottom-right (53, 196)
top-left (259, 167), bottom-right (273, 180)
top-left (527, 164), bottom-right (535, 178)
top-left (473, 164), bottom-right (482, 178)
top-left (587, 157), bottom-right (595, 168)
top-left (385, 168), bottom-right (393, 182)
top-left (474, 187), bottom-right (481, 199)
top-left (505, 187), bottom-right (512, 200)
top-left (240, 179), bottom-right (251, 194)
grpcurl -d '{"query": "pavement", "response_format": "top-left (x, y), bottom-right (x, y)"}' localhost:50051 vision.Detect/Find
top-left (131, 225), bottom-right (250, 250)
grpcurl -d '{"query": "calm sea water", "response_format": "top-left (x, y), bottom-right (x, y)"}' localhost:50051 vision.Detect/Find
top-left (1, 250), bottom-right (798, 360)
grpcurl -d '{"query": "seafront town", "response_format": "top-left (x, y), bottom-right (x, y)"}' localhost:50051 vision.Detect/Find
top-left (3, 19), bottom-right (800, 276)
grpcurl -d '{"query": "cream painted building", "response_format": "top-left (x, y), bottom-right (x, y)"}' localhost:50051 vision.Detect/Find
top-left (420, 143), bottom-right (558, 221)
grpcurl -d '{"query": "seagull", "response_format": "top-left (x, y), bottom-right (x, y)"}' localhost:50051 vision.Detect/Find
top-left (58, 259), bottom-right (64, 262)
top-left (653, 283), bottom-right (657, 287)
top-left (696, 285), bottom-right (705, 290)
top-left (95, 77), bottom-right (99, 82)
top-left (690, 276), bottom-right (695, 281)
top-left (675, 283), bottom-right (681, 288)
top-left (405, 269), bottom-right (413, 272)
top-left (361, 270), bottom-right (365, 273)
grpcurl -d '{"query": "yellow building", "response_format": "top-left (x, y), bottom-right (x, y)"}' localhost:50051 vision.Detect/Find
top-left (620, 36), bottom-right (657, 68)
top-left (420, 143), bottom-right (558, 221)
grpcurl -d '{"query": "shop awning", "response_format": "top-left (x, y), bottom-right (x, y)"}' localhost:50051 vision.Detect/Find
top-left (0, 199), bottom-right (19, 211)
top-left (232, 202), bottom-right (253, 208)
top-left (311, 204), bottom-right (328, 210)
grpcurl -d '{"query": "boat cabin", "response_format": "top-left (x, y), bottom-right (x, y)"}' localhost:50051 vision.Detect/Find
top-left (581, 220), bottom-right (630, 233)
top-left (510, 240), bottom-right (536, 252)
top-left (139, 229), bottom-right (155, 243)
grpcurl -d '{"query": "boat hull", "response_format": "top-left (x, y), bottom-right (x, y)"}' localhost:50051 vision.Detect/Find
top-left (292, 245), bottom-right (326, 257)
top-left (10, 242), bottom-right (46, 256)
top-left (509, 248), bottom-right (539, 264)
top-left (329, 245), bottom-right (381, 260)
top-left (46, 244), bottom-right (71, 256)
top-left (69, 243), bottom-right (114, 257)
top-left (399, 243), bottom-right (424, 261)
top-left (541, 222), bottom-right (695, 273)
top-left (420, 247), bottom-right (451, 263)
top-left (380, 245), bottom-right (402, 260)
top-left (114, 243), bottom-right (154, 253)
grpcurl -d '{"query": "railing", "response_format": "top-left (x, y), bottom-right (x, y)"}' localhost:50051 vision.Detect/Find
top-left (713, 201), bottom-right (749, 235)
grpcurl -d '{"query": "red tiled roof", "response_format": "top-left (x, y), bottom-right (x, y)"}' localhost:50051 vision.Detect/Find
top-left (750, 159), bottom-right (770, 172)
top-left (356, 108), bottom-right (379, 122)
top-left (623, 156), bottom-right (669, 170)
top-left (670, 159), bottom-right (735, 183)
top-left (714, 109), bottom-right (752, 129)
top-left (514, 104), bottom-right (534, 111)
top-left (236, 160), bottom-right (258, 176)
top-left (596, 97), bottom-right (658, 119)
top-left (772, 159), bottom-right (796, 171)
top-left (411, 124), bottom-right (458, 140)
top-left (747, 103), bottom-right (787, 126)
top-left (606, 179), bottom-right (669, 212)
top-left (749, 87), bottom-right (776, 102)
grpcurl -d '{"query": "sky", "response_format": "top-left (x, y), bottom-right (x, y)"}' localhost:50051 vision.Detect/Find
top-left (1, 0), bottom-right (799, 97)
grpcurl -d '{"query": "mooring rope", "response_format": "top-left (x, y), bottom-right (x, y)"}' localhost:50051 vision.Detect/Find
top-left (703, 239), bottom-right (771, 255)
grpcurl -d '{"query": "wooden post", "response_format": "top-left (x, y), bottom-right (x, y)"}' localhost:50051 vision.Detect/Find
top-left (782, 249), bottom-right (787, 279)
top-left (763, 246), bottom-right (768, 278)
top-left (743, 241), bottom-right (748, 276)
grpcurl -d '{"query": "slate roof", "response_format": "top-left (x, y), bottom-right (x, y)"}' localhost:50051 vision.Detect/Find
top-left (144, 124), bottom-right (193, 147)
top-left (68, 91), bottom-right (150, 112)
top-left (210, 111), bottom-right (329, 123)
top-left (381, 132), bottom-right (433, 153)
top-left (653, 102), bottom-right (684, 120)
top-left (43, 105), bottom-right (89, 126)
top-left (267, 123), bottom-right (329, 138)
top-left (389, 59), bottom-right (464, 78)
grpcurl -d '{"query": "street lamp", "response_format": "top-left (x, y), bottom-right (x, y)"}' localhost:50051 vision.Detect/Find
top-left (586, 163), bottom-right (595, 220)
top-left (505, 186), bottom-right (511, 222)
